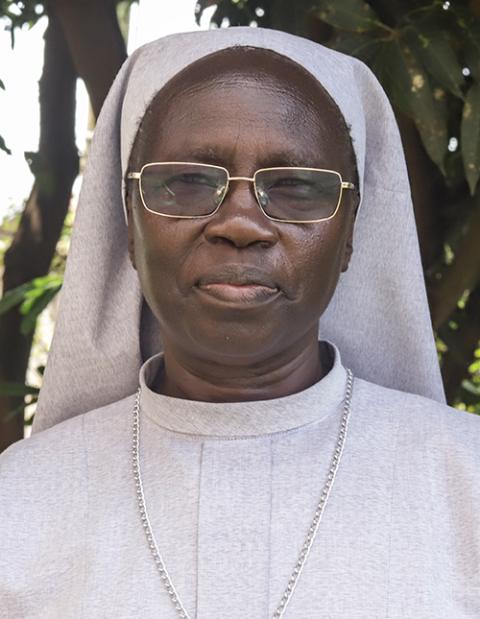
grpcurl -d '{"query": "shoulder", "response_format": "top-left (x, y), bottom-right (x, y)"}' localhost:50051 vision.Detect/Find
top-left (0, 392), bottom-right (135, 484)
top-left (353, 376), bottom-right (480, 453)
top-left (0, 394), bottom-right (135, 541)
top-left (0, 394), bottom-right (135, 601)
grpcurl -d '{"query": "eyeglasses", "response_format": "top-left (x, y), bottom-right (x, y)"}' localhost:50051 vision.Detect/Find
top-left (127, 162), bottom-right (355, 224)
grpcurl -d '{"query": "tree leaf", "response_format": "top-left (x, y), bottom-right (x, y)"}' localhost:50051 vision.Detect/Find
top-left (461, 82), bottom-right (480, 195)
top-left (463, 23), bottom-right (480, 82)
top-left (0, 282), bottom-right (31, 315)
top-left (314, 0), bottom-right (384, 33)
top-left (19, 275), bottom-right (62, 315)
top-left (371, 39), bottom-right (448, 172)
top-left (23, 413), bottom-right (35, 426)
top-left (0, 275), bottom-right (62, 320)
top-left (20, 285), bottom-right (61, 335)
top-left (409, 26), bottom-right (464, 99)
top-left (462, 379), bottom-right (480, 397)
top-left (0, 382), bottom-right (39, 397)
top-left (0, 134), bottom-right (11, 155)
top-left (333, 32), bottom-right (382, 63)
top-left (451, 4), bottom-right (480, 81)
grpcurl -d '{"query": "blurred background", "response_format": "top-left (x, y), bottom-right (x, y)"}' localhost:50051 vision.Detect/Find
top-left (0, 0), bottom-right (479, 452)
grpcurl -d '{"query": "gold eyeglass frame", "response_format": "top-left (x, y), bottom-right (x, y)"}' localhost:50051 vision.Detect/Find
top-left (127, 161), bottom-right (355, 224)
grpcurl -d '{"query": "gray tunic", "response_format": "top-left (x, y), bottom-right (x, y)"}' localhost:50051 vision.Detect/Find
top-left (1, 344), bottom-right (480, 618)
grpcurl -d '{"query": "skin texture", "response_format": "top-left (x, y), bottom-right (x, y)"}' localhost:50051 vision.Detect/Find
top-left (126, 48), bottom-right (358, 402)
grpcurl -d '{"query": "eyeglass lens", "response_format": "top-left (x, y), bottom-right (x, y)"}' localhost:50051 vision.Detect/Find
top-left (139, 163), bottom-right (342, 222)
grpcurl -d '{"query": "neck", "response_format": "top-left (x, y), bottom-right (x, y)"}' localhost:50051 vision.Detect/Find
top-left (154, 336), bottom-right (330, 402)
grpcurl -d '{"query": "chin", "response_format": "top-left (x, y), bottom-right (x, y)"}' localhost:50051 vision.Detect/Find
top-left (188, 327), bottom-right (285, 365)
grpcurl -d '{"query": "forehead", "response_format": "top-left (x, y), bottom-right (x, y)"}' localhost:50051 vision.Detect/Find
top-left (132, 49), bottom-right (354, 173)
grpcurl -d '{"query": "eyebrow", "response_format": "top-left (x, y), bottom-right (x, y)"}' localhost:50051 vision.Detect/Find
top-left (186, 146), bottom-right (221, 164)
top-left (175, 146), bottom-right (321, 169)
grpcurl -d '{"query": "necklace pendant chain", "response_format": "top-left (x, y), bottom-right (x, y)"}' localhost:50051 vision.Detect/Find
top-left (132, 368), bottom-right (354, 619)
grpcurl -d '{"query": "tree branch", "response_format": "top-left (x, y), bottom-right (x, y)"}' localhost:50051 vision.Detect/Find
top-left (429, 201), bottom-right (480, 329)
top-left (48, 0), bottom-right (127, 118)
top-left (0, 13), bottom-right (78, 452)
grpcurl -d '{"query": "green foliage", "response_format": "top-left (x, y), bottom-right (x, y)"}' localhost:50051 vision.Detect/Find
top-left (315, 0), bottom-right (478, 193)
top-left (370, 34), bottom-right (449, 172)
top-left (0, 274), bottom-right (62, 334)
top-left (0, 0), bottom-right (136, 46)
top-left (0, 1), bottom-right (45, 47)
top-left (0, 1), bottom-right (136, 430)
top-left (0, 2), bottom-right (44, 159)
top-left (461, 82), bottom-right (480, 194)
top-left (0, 206), bottom-right (71, 425)
top-left (195, 0), bottom-right (269, 27)
top-left (0, 382), bottom-right (39, 425)
top-left (195, 0), bottom-right (480, 414)
top-left (197, 0), bottom-right (480, 196)
top-left (412, 25), bottom-right (463, 99)
top-left (464, 347), bottom-right (480, 414)
top-left (0, 382), bottom-right (39, 396)
top-left (315, 0), bottom-right (385, 33)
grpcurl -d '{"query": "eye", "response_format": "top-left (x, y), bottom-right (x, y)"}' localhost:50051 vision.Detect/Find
top-left (272, 177), bottom-right (312, 187)
top-left (168, 172), bottom-right (217, 188)
top-left (267, 176), bottom-right (317, 198)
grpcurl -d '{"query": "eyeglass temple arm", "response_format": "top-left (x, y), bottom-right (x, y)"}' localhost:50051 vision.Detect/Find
top-left (127, 172), bottom-right (176, 198)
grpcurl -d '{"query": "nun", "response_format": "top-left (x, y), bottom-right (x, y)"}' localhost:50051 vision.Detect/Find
top-left (1, 27), bottom-right (480, 619)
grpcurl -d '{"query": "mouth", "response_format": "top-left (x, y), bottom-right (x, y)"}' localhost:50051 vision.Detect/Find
top-left (195, 267), bottom-right (281, 305)
top-left (197, 282), bottom-right (279, 303)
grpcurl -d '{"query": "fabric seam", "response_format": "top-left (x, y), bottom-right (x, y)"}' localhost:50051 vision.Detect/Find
top-left (267, 436), bottom-right (274, 617)
top-left (363, 182), bottom-right (411, 196)
top-left (142, 406), bottom-right (343, 443)
top-left (385, 407), bottom-right (402, 618)
top-left (195, 441), bottom-right (205, 617)
top-left (81, 413), bottom-right (89, 619)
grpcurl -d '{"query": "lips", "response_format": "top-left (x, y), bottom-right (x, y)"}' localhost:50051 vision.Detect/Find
top-left (195, 266), bottom-right (280, 304)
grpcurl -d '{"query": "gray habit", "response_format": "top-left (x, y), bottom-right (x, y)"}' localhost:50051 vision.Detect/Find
top-left (1, 344), bottom-right (480, 617)
top-left (1, 27), bottom-right (480, 619)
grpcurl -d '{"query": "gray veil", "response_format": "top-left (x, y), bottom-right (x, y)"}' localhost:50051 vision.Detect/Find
top-left (32, 27), bottom-right (445, 434)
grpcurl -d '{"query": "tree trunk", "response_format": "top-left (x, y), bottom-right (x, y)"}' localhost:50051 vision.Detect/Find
top-left (429, 201), bottom-right (480, 329)
top-left (0, 0), bottom-right (128, 453)
top-left (0, 14), bottom-right (78, 452)
top-left (394, 112), bottom-right (444, 272)
top-left (49, 0), bottom-right (127, 119)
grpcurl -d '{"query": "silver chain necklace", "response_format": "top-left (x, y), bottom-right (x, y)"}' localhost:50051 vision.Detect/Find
top-left (132, 368), bottom-right (354, 619)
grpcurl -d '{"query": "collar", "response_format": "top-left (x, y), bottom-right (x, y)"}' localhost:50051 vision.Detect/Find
top-left (138, 341), bottom-right (348, 438)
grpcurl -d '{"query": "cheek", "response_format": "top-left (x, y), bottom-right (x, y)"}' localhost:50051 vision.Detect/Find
top-left (131, 211), bottom-right (189, 305)
top-left (291, 220), bottom-right (348, 309)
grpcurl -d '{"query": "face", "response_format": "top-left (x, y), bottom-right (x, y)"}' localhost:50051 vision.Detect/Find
top-left (127, 52), bottom-right (357, 367)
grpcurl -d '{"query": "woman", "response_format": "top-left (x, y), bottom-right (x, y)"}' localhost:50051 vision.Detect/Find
top-left (1, 27), bottom-right (479, 618)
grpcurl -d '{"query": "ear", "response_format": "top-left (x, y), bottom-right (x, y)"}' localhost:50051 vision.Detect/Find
top-left (341, 200), bottom-right (357, 273)
top-left (341, 227), bottom-right (353, 273)
top-left (126, 196), bottom-right (137, 271)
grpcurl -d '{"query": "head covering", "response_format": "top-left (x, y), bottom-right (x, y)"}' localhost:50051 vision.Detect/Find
top-left (32, 27), bottom-right (445, 434)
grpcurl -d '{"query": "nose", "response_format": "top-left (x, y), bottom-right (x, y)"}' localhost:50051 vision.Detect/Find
top-left (203, 180), bottom-right (278, 249)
